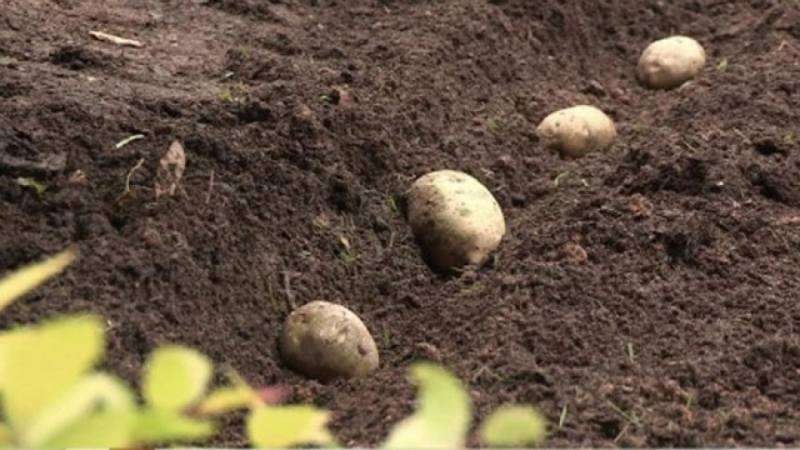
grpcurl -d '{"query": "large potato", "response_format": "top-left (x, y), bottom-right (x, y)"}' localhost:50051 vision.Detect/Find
top-left (280, 301), bottom-right (379, 381)
top-left (407, 170), bottom-right (506, 272)
top-left (535, 105), bottom-right (616, 158)
top-left (637, 36), bottom-right (706, 89)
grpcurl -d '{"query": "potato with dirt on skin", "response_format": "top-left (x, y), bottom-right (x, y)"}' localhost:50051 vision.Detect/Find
top-left (280, 301), bottom-right (379, 381)
top-left (637, 36), bottom-right (706, 89)
top-left (536, 105), bottom-right (617, 158)
top-left (407, 170), bottom-right (506, 272)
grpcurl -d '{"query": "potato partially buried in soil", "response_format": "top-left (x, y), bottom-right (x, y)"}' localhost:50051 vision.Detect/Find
top-left (637, 36), bottom-right (706, 89)
top-left (536, 105), bottom-right (617, 158)
top-left (407, 170), bottom-right (506, 272)
top-left (280, 301), bottom-right (379, 381)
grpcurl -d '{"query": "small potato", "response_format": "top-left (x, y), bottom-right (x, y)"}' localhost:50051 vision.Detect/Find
top-left (280, 301), bottom-right (379, 381)
top-left (535, 105), bottom-right (616, 158)
top-left (407, 170), bottom-right (506, 272)
top-left (637, 36), bottom-right (706, 89)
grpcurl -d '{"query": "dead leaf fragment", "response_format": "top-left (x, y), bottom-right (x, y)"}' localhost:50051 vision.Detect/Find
top-left (561, 242), bottom-right (588, 264)
top-left (628, 194), bottom-right (653, 218)
top-left (773, 215), bottom-right (800, 226)
top-left (68, 170), bottom-right (88, 185)
top-left (89, 31), bottom-right (143, 48)
top-left (331, 86), bottom-right (352, 107)
top-left (155, 140), bottom-right (186, 199)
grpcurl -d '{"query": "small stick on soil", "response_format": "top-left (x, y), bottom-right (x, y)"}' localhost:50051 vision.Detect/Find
top-left (608, 401), bottom-right (641, 427)
top-left (732, 128), bottom-right (752, 144)
top-left (115, 158), bottom-right (145, 204)
top-left (387, 230), bottom-right (396, 250)
top-left (89, 31), bottom-right (144, 48)
top-left (558, 404), bottom-right (568, 429)
top-left (470, 364), bottom-right (502, 383)
top-left (282, 271), bottom-right (297, 310)
top-left (205, 170), bottom-right (215, 205)
top-left (613, 423), bottom-right (630, 444)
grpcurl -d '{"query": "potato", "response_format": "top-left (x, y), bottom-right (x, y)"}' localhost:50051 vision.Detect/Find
top-left (637, 36), bottom-right (706, 89)
top-left (407, 170), bottom-right (506, 272)
top-left (280, 301), bottom-right (379, 381)
top-left (535, 105), bottom-right (616, 158)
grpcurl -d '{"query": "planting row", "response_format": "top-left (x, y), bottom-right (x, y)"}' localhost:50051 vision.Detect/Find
top-left (280, 35), bottom-right (707, 381)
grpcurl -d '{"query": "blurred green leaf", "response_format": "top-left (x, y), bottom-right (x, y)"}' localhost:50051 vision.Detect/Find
top-left (198, 385), bottom-right (257, 416)
top-left (479, 405), bottom-right (547, 447)
top-left (0, 423), bottom-right (10, 445)
top-left (247, 406), bottom-right (334, 448)
top-left (42, 411), bottom-right (133, 448)
top-left (143, 346), bottom-right (212, 411)
top-left (0, 247), bottom-right (76, 313)
top-left (197, 370), bottom-right (262, 416)
top-left (2, 315), bottom-right (104, 434)
top-left (382, 363), bottom-right (471, 449)
top-left (0, 332), bottom-right (15, 392)
top-left (16, 177), bottom-right (47, 198)
top-left (132, 408), bottom-right (214, 444)
top-left (30, 373), bottom-right (135, 448)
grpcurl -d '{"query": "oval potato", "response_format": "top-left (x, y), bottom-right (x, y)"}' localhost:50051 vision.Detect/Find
top-left (637, 36), bottom-right (706, 89)
top-left (280, 301), bottom-right (379, 381)
top-left (407, 170), bottom-right (506, 272)
top-left (536, 105), bottom-right (616, 158)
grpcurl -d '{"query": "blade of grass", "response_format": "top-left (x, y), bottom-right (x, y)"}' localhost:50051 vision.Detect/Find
top-left (114, 134), bottom-right (145, 150)
top-left (558, 404), bottom-right (568, 429)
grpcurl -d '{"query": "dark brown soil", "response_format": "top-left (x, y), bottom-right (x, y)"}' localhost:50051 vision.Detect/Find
top-left (2, 0), bottom-right (800, 447)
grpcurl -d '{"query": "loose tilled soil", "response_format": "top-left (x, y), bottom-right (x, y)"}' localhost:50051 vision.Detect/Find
top-left (2, 0), bottom-right (800, 446)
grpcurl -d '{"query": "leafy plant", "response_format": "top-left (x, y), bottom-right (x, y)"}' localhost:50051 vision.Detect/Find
top-left (383, 363), bottom-right (471, 449)
top-left (382, 363), bottom-right (547, 448)
top-left (0, 317), bottom-right (216, 447)
top-left (479, 405), bottom-right (547, 447)
top-left (0, 249), bottom-right (547, 449)
top-left (0, 249), bottom-right (335, 448)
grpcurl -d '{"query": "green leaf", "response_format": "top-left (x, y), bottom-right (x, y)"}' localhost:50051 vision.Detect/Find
top-left (198, 386), bottom-right (258, 415)
top-left (0, 423), bottom-right (11, 445)
top-left (247, 406), bottom-right (334, 448)
top-left (41, 411), bottom-right (133, 448)
top-left (2, 315), bottom-right (104, 433)
top-left (383, 363), bottom-right (471, 449)
top-left (22, 373), bottom-right (134, 447)
top-left (0, 331), bottom-right (16, 392)
top-left (197, 370), bottom-right (262, 416)
top-left (131, 409), bottom-right (214, 444)
top-left (143, 346), bottom-right (212, 411)
top-left (479, 405), bottom-right (547, 447)
top-left (0, 247), bottom-right (76, 312)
